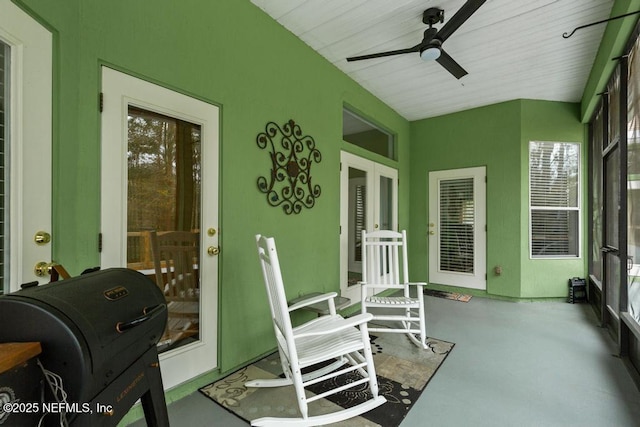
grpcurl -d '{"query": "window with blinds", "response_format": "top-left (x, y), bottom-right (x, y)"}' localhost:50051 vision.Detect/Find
top-left (439, 178), bottom-right (475, 273)
top-left (529, 141), bottom-right (580, 257)
top-left (0, 41), bottom-right (8, 294)
top-left (353, 181), bottom-right (366, 262)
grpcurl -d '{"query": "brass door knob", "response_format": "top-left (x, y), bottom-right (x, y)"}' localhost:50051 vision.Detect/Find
top-left (429, 231), bottom-right (435, 235)
top-left (34, 261), bottom-right (56, 277)
top-left (35, 231), bottom-right (51, 245)
top-left (207, 246), bottom-right (220, 256)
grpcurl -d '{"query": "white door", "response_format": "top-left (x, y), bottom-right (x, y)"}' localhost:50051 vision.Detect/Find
top-left (101, 67), bottom-right (219, 390)
top-left (429, 167), bottom-right (486, 290)
top-left (340, 152), bottom-right (397, 303)
top-left (0, 1), bottom-right (52, 293)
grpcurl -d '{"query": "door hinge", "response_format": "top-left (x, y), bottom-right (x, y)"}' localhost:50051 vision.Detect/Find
top-left (98, 232), bottom-right (103, 252)
top-left (339, 225), bottom-right (342, 234)
top-left (99, 92), bottom-right (104, 113)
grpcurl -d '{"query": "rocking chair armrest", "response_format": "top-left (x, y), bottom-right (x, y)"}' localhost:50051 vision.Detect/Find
top-left (294, 313), bottom-right (373, 339)
top-left (358, 282), bottom-right (405, 290)
top-left (407, 282), bottom-right (427, 287)
top-left (288, 292), bottom-right (338, 313)
top-left (359, 282), bottom-right (426, 289)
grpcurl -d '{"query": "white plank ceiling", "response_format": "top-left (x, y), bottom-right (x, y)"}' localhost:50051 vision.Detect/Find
top-left (250, 0), bottom-right (616, 120)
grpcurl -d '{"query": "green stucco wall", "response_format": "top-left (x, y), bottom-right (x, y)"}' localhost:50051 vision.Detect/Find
top-left (519, 101), bottom-right (587, 298)
top-left (409, 101), bottom-right (522, 297)
top-left (410, 100), bottom-right (585, 299)
top-left (12, 0), bottom-right (410, 390)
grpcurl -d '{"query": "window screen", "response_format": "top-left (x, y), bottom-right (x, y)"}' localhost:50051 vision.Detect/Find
top-left (529, 141), bottom-right (580, 257)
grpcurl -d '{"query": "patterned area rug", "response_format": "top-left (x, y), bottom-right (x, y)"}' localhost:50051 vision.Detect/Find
top-left (424, 289), bottom-right (472, 302)
top-left (199, 333), bottom-right (454, 426)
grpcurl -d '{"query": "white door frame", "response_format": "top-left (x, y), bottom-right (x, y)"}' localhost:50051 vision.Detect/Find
top-left (340, 151), bottom-right (398, 303)
top-left (428, 166), bottom-right (486, 290)
top-left (100, 67), bottom-right (219, 390)
top-left (1, 1), bottom-right (52, 291)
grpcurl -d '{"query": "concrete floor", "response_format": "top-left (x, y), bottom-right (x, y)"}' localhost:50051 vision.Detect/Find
top-left (128, 295), bottom-right (640, 426)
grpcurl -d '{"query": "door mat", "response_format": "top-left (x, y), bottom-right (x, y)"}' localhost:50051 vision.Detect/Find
top-left (199, 333), bottom-right (454, 426)
top-left (424, 289), bottom-right (472, 302)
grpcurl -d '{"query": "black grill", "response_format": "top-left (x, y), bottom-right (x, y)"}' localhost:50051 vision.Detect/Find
top-left (0, 268), bottom-right (169, 426)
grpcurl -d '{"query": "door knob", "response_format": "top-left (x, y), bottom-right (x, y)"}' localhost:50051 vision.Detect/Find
top-left (34, 261), bottom-right (56, 277)
top-left (207, 246), bottom-right (220, 256)
top-left (34, 231), bottom-right (51, 245)
top-left (429, 231), bottom-right (435, 235)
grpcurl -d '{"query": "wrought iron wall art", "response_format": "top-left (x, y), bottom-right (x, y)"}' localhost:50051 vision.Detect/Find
top-left (256, 119), bottom-right (322, 214)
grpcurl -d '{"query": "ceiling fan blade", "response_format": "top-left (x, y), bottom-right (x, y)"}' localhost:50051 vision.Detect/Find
top-left (436, 49), bottom-right (468, 79)
top-left (347, 44), bottom-right (421, 62)
top-left (436, 0), bottom-right (486, 43)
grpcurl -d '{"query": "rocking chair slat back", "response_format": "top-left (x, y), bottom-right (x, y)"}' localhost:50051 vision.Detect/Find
top-left (255, 236), bottom-right (295, 356)
top-left (361, 229), bottom-right (428, 349)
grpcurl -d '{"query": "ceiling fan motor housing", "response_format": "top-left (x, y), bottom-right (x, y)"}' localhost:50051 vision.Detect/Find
top-left (423, 8), bottom-right (444, 26)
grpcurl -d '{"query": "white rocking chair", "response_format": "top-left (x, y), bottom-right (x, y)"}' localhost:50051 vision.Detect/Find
top-left (247, 234), bottom-right (386, 427)
top-left (360, 229), bottom-right (428, 349)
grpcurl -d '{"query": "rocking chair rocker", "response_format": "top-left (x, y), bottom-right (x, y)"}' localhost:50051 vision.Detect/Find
top-left (360, 229), bottom-right (428, 349)
top-left (248, 234), bottom-right (386, 426)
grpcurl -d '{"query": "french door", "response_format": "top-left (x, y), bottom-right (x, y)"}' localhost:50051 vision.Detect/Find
top-left (428, 167), bottom-right (486, 290)
top-left (100, 67), bottom-right (219, 390)
top-left (0, 1), bottom-right (52, 293)
top-left (339, 152), bottom-right (397, 303)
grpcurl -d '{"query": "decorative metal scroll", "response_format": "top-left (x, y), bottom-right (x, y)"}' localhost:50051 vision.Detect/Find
top-left (256, 119), bottom-right (322, 214)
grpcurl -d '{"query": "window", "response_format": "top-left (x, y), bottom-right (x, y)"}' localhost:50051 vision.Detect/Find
top-left (342, 108), bottom-right (395, 160)
top-left (439, 177), bottom-right (475, 273)
top-left (529, 141), bottom-right (580, 257)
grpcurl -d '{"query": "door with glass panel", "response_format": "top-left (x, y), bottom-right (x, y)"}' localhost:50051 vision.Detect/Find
top-left (428, 167), bottom-right (486, 290)
top-left (340, 152), bottom-right (397, 303)
top-left (101, 67), bottom-right (219, 390)
top-left (0, 2), bottom-right (52, 293)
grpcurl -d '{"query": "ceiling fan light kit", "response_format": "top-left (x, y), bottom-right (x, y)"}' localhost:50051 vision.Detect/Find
top-left (346, 0), bottom-right (486, 79)
top-left (420, 46), bottom-right (441, 61)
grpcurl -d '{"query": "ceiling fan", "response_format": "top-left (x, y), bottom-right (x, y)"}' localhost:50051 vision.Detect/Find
top-left (346, 0), bottom-right (486, 79)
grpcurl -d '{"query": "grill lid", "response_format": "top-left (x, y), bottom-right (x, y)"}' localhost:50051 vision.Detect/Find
top-left (1, 268), bottom-right (167, 387)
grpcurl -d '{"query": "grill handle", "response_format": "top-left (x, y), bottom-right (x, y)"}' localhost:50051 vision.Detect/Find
top-left (116, 304), bottom-right (166, 333)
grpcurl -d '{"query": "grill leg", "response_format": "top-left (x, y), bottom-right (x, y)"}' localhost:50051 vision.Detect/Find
top-left (141, 352), bottom-right (169, 427)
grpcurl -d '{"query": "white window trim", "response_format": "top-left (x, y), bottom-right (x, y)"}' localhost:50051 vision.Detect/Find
top-left (529, 141), bottom-right (582, 259)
